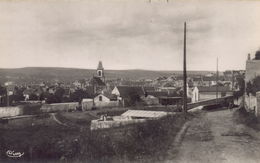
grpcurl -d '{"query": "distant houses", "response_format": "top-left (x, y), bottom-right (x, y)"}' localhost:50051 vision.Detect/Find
top-left (0, 58), bottom-right (244, 113)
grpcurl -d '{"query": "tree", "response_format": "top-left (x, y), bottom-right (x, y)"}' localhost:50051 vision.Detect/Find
top-left (13, 86), bottom-right (25, 101)
top-left (124, 91), bottom-right (141, 106)
top-left (0, 85), bottom-right (7, 106)
top-left (70, 89), bottom-right (88, 103)
top-left (0, 85), bottom-right (6, 96)
top-left (54, 87), bottom-right (65, 103)
top-left (45, 93), bottom-right (58, 104)
top-left (29, 93), bottom-right (39, 101)
top-left (234, 75), bottom-right (245, 98)
top-left (246, 76), bottom-right (260, 96)
top-left (78, 79), bottom-right (86, 88)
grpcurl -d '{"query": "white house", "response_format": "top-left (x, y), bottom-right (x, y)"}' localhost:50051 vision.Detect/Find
top-left (191, 87), bottom-right (199, 103)
top-left (93, 94), bottom-right (118, 108)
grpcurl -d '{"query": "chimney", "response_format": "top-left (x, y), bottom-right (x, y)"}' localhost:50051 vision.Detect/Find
top-left (247, 53), bottom-right (251, 60)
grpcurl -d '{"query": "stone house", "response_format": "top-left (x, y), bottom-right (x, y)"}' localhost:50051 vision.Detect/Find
top-left (93, 93), bottom-right (118, 108)
top-left (111, 86), bottom-right (145, 106)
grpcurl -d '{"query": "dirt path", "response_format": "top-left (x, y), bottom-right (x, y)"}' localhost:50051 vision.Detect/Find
top-left (165, 108), bottom-right (260, 163)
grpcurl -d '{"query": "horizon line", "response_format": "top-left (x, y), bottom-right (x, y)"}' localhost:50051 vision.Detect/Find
top-left (0, 66), bottom-right (245, 72)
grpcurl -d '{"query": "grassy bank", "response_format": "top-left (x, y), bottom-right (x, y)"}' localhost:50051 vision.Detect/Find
top-left (233, 107), bottom-right (260, 131)
top-left (0, 113), bottom-right (190, 162)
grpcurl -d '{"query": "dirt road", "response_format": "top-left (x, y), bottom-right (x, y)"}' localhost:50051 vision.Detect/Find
top-left (165, 108), bottom-right (260, 163)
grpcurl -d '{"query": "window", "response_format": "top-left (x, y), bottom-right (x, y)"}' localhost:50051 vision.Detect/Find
top-left (99, 96), bottom-right (102, 101)
top-left (98, 70), bottom-right (102, 77)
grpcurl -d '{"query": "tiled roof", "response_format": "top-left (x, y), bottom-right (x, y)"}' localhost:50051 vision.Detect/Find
top-left (116, 86), bottom-right (144, 98)
top-left (202, 76), bottom-right (216, 81)
top-left (202, 76), bottom-right (225, 81)
top-left (197, 86), bottom-right (232, 92)
top-left (146, 91), bottom-right (168, 97)
top-left (23, 88), bottom-right (35, 95)
top-left (121, 110), bottom-right (170, 118)
top-left (103, 91), bottom-right (117, 100)
top-left (193, 77), bottom-right (202, 81)
top-left (143, 87), bottom-right (155, 92)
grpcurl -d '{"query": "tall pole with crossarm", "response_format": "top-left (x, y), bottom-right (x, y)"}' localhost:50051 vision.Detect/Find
top-left (183, 22), bottom-right (187, 114)
top-left (216, 57), bottom-right (219, 102)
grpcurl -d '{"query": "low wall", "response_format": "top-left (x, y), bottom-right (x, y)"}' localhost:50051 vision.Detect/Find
top-left (244, 94), bottom-right (257, 112)
top-left (91, 119), bottom-right (146, 130)
top-left (82, 101), bottom-right (93, 111)
top-left (95, 101), bottom-right (119, 108)
top-left (40, 102), bottom-right (78, 113)
top-left (0, 106), bottom-right (23, 118)
top-left (188, 96), bottom-right (233, 110)
top-left (256, 92), bottom-right (260, 117)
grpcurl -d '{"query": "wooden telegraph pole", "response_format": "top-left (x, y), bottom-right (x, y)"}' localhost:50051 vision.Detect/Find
top-left (216, 58), bottom-right (219, 103)
top-left (4, 82), bottom-right (10, 106)
top-left (183, 22), bottom-right (187, 114)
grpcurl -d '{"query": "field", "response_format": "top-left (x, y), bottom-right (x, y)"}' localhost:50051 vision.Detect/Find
top-left (0, 110), bottom-right (190, 162)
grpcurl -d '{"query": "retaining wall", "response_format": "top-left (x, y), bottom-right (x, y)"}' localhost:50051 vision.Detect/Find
top-left (0, 106), bottom-right (23, 118)
top-left (91, 119), bottom-right (146, 130)
top-left (244, 94), bottom-right (257, 112)
top-left (256, 92), bottom-right (260, 117)
top-left (94, 101), bottom-right (119, 108)
top-left (40, 102), bottom-right (78, 113)
top-left (187, 96), bottom-right (233, 110)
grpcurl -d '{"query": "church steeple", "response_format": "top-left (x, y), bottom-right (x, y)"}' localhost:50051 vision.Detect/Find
top-left (97, 61), bottom-right (104, 80)
top-left (97, 61), bottom-right (104, 70)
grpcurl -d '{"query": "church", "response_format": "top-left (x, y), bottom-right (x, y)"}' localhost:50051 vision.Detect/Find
top-left (90, 61), bottom-right (106, 95)
top-left (82, 61), bottom-right (119, 110)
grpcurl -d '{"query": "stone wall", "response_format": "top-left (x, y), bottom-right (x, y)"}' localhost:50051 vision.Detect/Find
top-left (90, 118), bottom-right (146, 130)
top-left (40, 102), bottom-right (78, 113)
top-left (94, 101), bottom-right (119, 108)
top-left (244, 94), bottom-right (257, 113)
top-left (187, 96), bottom-right (233, 110)
top-left (256, 92), bottom-right (260, 117)
top-left (0, 106), bottom-right (23, 118)
top-left (82, 100), bottom-right (93, 111)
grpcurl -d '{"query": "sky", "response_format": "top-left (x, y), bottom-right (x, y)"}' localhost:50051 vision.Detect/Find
top-left (0, 0), bottom-right (260, 71)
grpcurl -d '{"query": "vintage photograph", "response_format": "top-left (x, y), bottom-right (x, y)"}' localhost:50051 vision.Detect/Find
top-left (0, 0), bottom-right (260, 162)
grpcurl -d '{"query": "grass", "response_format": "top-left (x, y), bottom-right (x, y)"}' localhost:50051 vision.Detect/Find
top-left (233, 107), bottom-right (260, 131)
top-left (0, 112), bottom-right (189, 163)
top-left (184, 113), bottom-right (213, 142)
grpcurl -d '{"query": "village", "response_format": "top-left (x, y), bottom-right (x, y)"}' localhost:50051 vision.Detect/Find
top-left (1, 0), bottom-right (260, 162)
top-left (0, 50), bottom-right (259, 162)
top-left (0, 60), bottom-right (244, 111)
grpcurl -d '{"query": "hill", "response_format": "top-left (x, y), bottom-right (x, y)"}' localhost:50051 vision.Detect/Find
top-left (0, 67), bottom-right (215, 84)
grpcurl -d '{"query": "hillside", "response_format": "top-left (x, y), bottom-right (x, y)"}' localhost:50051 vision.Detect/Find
top-left (0, 67), bottom-right (215, 84)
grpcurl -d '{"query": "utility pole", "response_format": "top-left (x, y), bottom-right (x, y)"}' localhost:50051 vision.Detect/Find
top-left (216, 58), bottom-right (219, 103)
top-left (4, 82), bottom-right (9, 106)
top-left (232, 70), bottom-right (234, 91)
top-left (183, 22), bottom-right (187, 114)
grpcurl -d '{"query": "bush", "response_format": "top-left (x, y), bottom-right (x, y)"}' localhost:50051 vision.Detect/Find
top-left (246, 76), bottom-right (260, 96)
top-left (0, 114), bottom-right (188, 162)
top-left (76, 114), bottom-right (187, 162)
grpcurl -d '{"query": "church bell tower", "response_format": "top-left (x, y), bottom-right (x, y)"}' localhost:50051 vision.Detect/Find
top-left (97, 61), bottom-right (105, 81)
